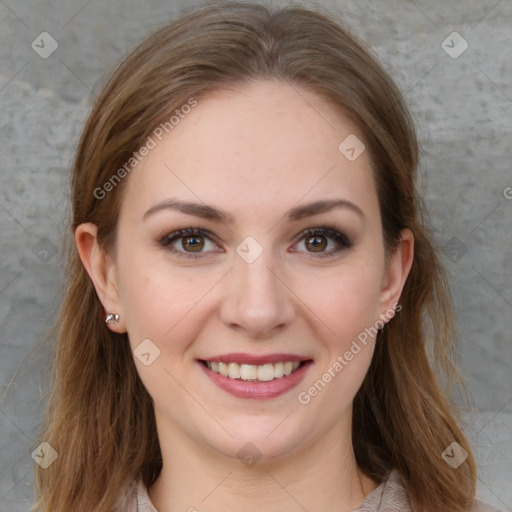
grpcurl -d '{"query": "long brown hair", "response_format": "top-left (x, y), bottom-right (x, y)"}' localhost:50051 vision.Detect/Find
top-left (33, 2), bottom-right (477, 511)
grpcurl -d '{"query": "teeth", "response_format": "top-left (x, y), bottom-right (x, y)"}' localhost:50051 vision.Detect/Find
top-left (218, 362), bottom-right (228, 377)
top-left (283, 362), bottom-right (293, 376)
top-left (240, 364), bottom-right (257, 380)
top-left (227, 363), bottom-right (239, 379)
top-left (273, 362), bottom-right (284, 379)
top-left (257, 363), bottom-right (275, 382)
top-left (205, 361), bottom-right (301, 381)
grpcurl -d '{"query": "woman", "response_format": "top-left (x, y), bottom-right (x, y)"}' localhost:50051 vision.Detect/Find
top-left (32, 3), bottom-right (501, 511)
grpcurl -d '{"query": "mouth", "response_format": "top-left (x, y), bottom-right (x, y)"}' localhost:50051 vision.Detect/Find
top-left (197, 356), bottom-right (313, 400)
top-left (199, 359), bottom-right (311, 382)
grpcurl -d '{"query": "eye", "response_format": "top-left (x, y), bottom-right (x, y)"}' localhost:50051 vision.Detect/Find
top-left (159, 225), bottom-right (353, 260)
top-left (292, 226), bottom-right (353, 258)
top-left (159, 227), bottom-right (220, 258)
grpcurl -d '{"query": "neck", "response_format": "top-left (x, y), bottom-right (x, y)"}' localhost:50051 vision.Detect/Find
top-left (148, 414), bottom-right (379, 512)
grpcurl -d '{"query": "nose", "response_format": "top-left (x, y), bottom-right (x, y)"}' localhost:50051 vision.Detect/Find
top-left (218, 248), bottom-right (296, 338)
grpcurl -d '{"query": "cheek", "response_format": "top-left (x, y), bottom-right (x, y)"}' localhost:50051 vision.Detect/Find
top-left (116, 250), bottom-right (220, 350)
top-left (116, 256), bottom-right (215, 400)
top-left (293, 259), bottom-right (383, 339)
top-left (296, 265), bottom-right (380, 417)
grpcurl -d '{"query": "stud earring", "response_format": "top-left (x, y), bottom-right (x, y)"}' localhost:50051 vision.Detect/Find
top-left (105, 313), bottom-right (120, 324)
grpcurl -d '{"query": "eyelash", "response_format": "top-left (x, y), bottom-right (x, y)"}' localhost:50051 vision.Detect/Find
top-left (158, 225), bottom-right (353, 259)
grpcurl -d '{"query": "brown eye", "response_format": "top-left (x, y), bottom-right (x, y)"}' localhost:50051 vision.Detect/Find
top-left (160, 228), bottom-right (219, 258)
top-left (293, 227), bottom-right (353, 258)
top-left (305, 235), bottom-right (327, 252)
top-left (181, 235), bottom-right (204, 252)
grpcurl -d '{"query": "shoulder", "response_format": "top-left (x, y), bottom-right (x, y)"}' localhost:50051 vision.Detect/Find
top-left (114, 474), bottom-right (158, 512)
top-left (470, 499), bottom-right (503, 512)
top-left (355, 469), bottom-right (503, 512)
top-left (117, 470), bottom-right (503, 512)
top-left (353, 469), bottom-right (410, 511)
top-left (114, 477), bottom-right (138, 512)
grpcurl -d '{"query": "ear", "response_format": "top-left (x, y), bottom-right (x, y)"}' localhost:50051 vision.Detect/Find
top-left (75, 223), bottom-right (126, 333)
top-left (378, 228), bottom-right (414, 320)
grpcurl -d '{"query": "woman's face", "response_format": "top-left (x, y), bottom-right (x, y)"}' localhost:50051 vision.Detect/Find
top-left (97, 80), bottom-right (411, 462)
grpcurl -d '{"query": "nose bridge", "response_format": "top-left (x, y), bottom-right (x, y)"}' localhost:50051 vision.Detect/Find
top-left (219, 242), bottom-right (295, 336)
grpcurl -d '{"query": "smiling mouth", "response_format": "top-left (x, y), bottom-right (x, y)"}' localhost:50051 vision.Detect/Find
top-left (199, 360), bottom-right (311, 382)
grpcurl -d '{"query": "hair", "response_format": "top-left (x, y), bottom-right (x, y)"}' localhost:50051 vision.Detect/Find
top-left (33, 2), bottom-right (477, 511)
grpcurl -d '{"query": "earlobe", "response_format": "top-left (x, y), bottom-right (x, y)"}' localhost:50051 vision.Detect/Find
top-left (379, 228), bottom-right (414, 317)
top-left (75, 223), bottom-right (126, 333)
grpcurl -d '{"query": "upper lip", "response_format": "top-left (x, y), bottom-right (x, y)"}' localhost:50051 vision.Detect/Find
top-left (200, 353), bottom-right (312, 365)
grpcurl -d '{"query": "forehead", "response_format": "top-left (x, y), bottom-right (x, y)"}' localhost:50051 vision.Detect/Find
top-left (120, 80), bottom-right (379, 224)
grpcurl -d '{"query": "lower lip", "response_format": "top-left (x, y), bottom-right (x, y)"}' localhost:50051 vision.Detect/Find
top-left (198, 360), bottom-right (313, 400)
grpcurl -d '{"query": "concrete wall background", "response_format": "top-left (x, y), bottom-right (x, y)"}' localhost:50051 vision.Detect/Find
top-left (0, 0), bottom-right (510, 510)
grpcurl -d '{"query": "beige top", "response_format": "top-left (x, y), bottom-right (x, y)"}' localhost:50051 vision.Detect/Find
top-left (116, 469), bottom-right (502, 511)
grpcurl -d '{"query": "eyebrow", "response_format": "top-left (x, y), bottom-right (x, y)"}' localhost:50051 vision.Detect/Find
top-left (143, 198), bottom-right (365, 223)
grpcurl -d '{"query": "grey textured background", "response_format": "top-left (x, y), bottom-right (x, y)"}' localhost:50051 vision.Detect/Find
top-left (0, 0), bottom-right (511, 510)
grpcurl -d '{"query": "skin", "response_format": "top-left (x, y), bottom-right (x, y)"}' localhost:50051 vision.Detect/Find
top-left (76, 80), bottom-right (414, 512)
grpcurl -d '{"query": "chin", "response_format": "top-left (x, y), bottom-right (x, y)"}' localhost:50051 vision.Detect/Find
top-left (222, 418), bottom-right (314, 462)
